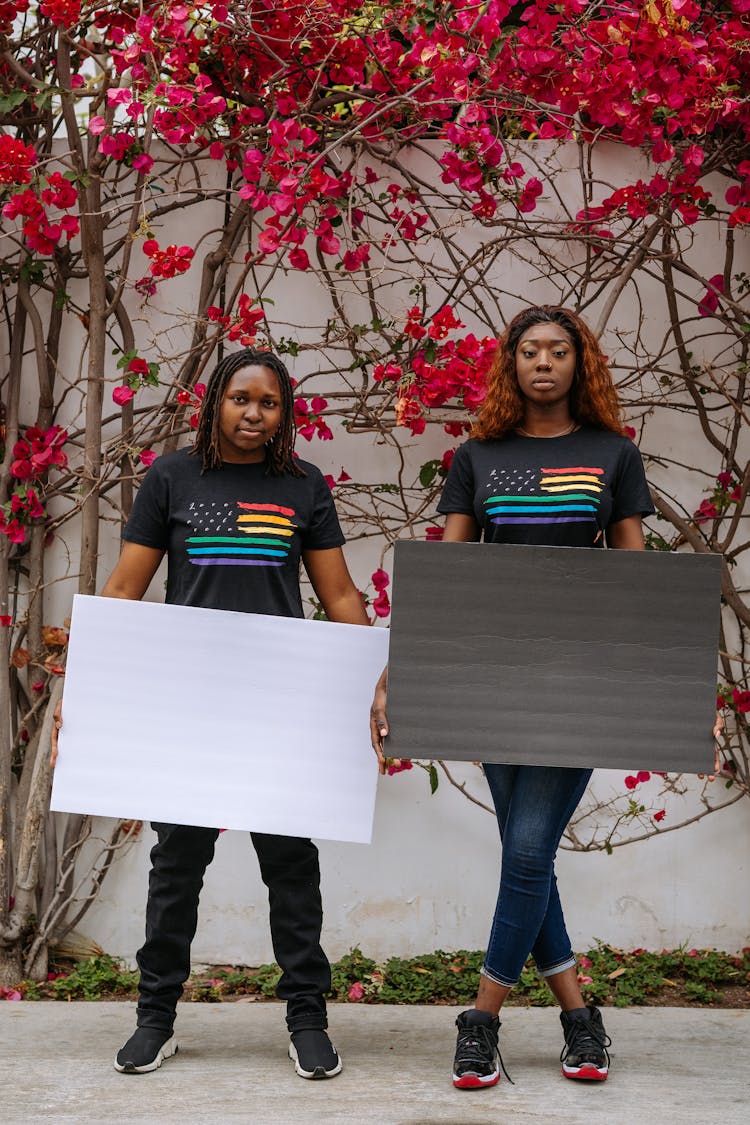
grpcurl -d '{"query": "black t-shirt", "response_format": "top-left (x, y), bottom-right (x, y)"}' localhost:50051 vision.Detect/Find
top-left (123, 449), bottom-right (345, 617)
top-left (437, 428), bottom-right (653, 547)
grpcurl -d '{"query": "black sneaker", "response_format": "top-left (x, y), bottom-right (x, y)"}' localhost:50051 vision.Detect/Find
top-left (114, 1027), bottom-right (178, 1074)
top-left (288, 1029), bottom-right (342, 1079)
top-left (560, 1006), bottom-right (611, 1081)
top-left (452, 1009), bottom-right (505, 1089)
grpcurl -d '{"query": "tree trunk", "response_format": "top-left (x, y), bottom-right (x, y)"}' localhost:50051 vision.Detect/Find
top-left (0, 943), bottom-right (22, 989)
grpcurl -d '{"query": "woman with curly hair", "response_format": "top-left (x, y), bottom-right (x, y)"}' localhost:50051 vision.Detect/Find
top-left (371, 304), bottom-right (655, 1089)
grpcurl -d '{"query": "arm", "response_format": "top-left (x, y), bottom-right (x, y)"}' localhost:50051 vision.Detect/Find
top-left (50, 542), bottom-right (164, 765)
top-left (442, 513), bottom-right (481, 543)
top-left (606, 514), bottom-right (646, 550)
top-left (302, 546), bottom-right (370, 626)
top-left (101, 541), bottom-right (165, 601)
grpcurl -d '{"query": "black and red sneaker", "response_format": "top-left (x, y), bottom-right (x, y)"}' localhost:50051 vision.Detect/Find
top-left (560, 1006), bottom-right (611, 1081)
top-left (452, 1009), bottom-right (503, 1089)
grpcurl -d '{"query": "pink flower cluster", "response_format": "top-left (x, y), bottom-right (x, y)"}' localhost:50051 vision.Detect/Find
top-left (730, 689), bottom-right (750, 714)
top-left (207, 296), bottom-right (265, 346)
top-left (1, 426), bottom-right (67, 545)
top-left (10, 426), bottom-right (67, 481)
top-left (2, 171), bottom-right (80, 256)
top-left (39, 0), bottom-right (80, 26)
top-left (0, 133), bottom-right (36, 184)
top-left (142, 239), bottom-right (194, 279)
top-left (694, 471), bottom-right (743, 524)
top-left (294, 396), bottom-right (332, 442)
top-left (26, 0), bottom-right (744, 284)
top-left (175, 381), bottom-right (206, 429)
top-left (376, 306), bottom-right (496, 436)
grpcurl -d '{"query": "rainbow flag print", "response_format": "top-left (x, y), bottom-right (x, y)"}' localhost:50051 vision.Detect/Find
top-left (185, 501), bottom-right (297, 567)
top-left (483, 465), bottom-right (604, 526)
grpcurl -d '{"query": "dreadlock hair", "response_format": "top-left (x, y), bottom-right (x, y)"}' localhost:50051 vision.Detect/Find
top-left (471, 305), bottom-right (626, 441)
top-left (193, 347), bottom-right (305, 477)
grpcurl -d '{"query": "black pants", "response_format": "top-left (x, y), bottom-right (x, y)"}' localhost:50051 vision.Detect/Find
top-left (135, 823), bottom-right (330, 1033)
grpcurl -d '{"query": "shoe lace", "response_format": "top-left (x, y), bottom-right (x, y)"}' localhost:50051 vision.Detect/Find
top-left (560, 1018), bottom-right (611, 1066)
top-left (456, 1024), bottom-right (514, 1084)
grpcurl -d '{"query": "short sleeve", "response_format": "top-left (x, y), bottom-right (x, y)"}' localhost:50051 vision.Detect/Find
top-left (301, 468), bottom-right (346, 550)
top-left (437, 442), bottom-right (476, 515)
top-left (609, 440), bottom-right (654, 524)
top-left (123, 460), bottom-right (170, 550)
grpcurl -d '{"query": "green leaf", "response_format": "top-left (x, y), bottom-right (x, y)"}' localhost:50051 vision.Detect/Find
top-left (0, 90), bottom-right (28, 112)
top-left (428, 764), bottom-right (438, 795)
top-left (419, 460), bottom-right (438, 488)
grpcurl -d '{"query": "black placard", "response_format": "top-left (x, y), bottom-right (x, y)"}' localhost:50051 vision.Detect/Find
top-left (385, 541), bottom-right (721, 773)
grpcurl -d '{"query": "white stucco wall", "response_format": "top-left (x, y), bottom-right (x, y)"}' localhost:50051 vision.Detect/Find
top-left (10, 139), bottom-right (747, 961)
top-left (79, 761), bottom-right (750, 966)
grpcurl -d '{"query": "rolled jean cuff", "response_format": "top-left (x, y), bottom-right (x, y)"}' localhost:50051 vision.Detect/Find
top-left (538, 955), bottom-right (577, 979)
top-left (480, 963), bottom-right (518, 988)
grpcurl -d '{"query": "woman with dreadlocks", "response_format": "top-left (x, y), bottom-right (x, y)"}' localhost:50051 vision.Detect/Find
top-left (88, 347), bottom-right (369, 1077)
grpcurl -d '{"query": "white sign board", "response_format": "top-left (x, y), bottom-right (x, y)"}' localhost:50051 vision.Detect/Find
top-left (51, 596), bottom-right (389, 844)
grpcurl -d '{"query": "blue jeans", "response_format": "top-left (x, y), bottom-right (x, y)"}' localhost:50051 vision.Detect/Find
top-left (481, 764), bottom-right (592, 987)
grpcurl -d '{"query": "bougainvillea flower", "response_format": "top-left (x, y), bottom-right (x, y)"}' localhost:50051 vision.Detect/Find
top-left (113, 386), bottom-right (135, 406)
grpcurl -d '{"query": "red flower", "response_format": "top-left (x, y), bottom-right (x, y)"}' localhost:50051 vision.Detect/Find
top-left (731, 689), bottom-right (750, 713)
top-left (694, 498), bottom-right (718, 524)
top-left (0, 135), bottom-right (36, 185)
top-left (425, 525), bottom-right (444, 541)
top-left (440, 449), bottom-right (455, 473)
top-left (347, 982), bottom-right (365, 1001)
top-left (386, 758), bottom-right (413, 776)
top-left (39, 0), bottom-right (80, 27)
top-left (139, 449), bottom-right (157, 467)
top-left (653, 809), bottom-right (666, 823)
top-left (372, 590), bottom-right (391, 618)
top-left (142, 240), bottom-right (194, 279)
top-left (113, 386), bottom-right (135, 406)
top-left (698, 275), bottom-right (724, 317)
top-left (288, 246), bottom-right (311, 271)
top-left (624, 775), bottom-right (638, 789)
top-left (128, 358), bottom-right (150, 376)
top-left (371, 568), bottom-right (389, 592)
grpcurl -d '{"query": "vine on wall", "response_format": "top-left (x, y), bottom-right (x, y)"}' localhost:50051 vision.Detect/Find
top-left (1, 1), bottom-right (749, 982)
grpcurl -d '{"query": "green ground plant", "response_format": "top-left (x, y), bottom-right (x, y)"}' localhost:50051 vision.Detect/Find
top-left (9, 946), bottom-right (748, 1007)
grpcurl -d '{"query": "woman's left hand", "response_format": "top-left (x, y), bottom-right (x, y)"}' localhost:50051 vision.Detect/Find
top-left (702, 710), bottom-right (725, 781)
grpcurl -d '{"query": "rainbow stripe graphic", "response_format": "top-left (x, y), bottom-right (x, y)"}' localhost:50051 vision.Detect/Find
top-left (186, 501), bottom-right (297, 567)
top-left (484, 466), bottom-right (604, 526)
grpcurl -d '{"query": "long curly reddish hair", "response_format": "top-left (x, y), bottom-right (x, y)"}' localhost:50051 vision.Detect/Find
top-left (471, 305), bottom-right (625, 440)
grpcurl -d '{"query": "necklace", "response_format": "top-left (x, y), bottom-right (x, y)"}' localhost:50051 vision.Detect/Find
top-left (516, 420), bottom-right (577, 439)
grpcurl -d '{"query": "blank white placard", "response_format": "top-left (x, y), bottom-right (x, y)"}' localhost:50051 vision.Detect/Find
top-left (51, 596), bottom-right (389, 843)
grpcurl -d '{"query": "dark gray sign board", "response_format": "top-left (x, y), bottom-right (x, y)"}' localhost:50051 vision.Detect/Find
top-left (385, 541), bottom-right (721, 773)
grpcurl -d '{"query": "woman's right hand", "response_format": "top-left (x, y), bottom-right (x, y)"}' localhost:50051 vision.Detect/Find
top-left (370, 666), bottom-right (389, 775)
top-left (50, 698), bottom-right (62, 767)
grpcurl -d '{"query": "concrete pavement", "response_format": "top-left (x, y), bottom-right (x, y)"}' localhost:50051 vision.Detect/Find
top-left (1, 1002), bottom-right (747, 1124)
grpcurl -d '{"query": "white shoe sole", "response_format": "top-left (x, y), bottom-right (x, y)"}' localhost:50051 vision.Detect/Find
top-left (114, 1037), bottom-right (178, 1074)
top-left (288, 1041), bottom-right (343, 1079)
